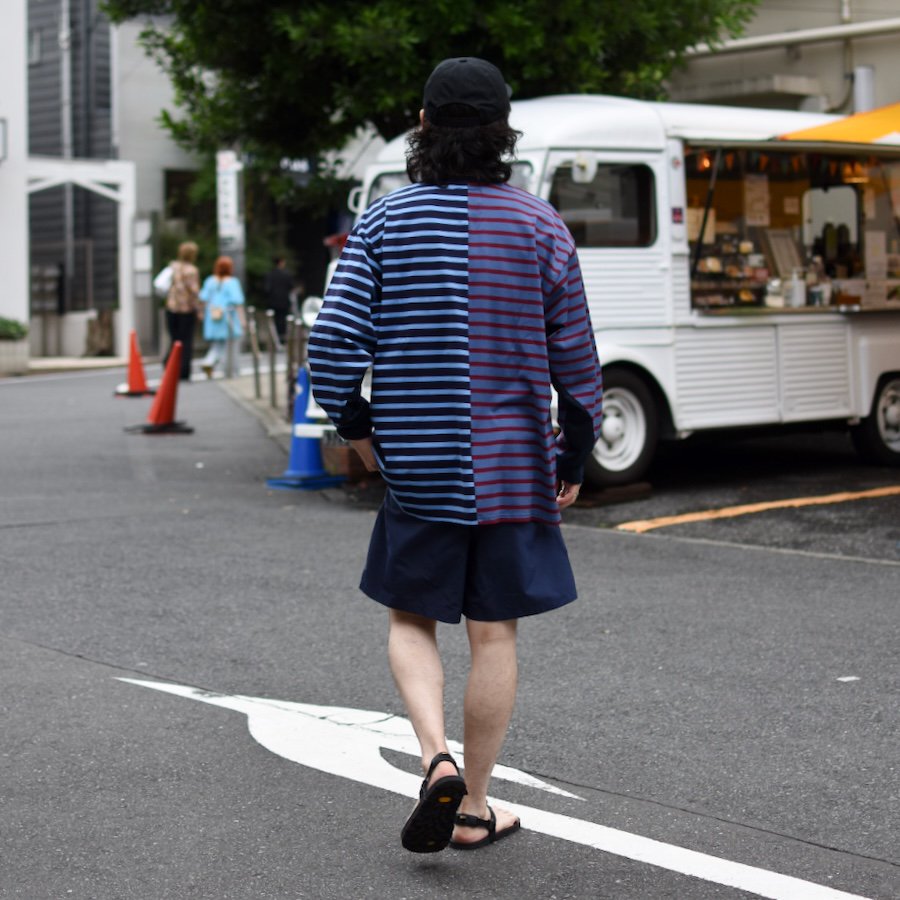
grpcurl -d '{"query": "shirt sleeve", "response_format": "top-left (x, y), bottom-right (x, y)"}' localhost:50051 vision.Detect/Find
top-left (307, 223), bottom-right (381, 441)
top-left (230, 278), bottom-right (245, 305)
top-left (545, 245), bottom-right (603, 485)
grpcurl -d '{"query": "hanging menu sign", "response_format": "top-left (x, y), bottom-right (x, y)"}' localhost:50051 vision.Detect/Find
top-left (744, 174), bottom-right (770, 226)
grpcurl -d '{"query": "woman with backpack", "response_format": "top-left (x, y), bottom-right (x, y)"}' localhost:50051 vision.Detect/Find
top-left (162, 241), bottom-right (201, 381)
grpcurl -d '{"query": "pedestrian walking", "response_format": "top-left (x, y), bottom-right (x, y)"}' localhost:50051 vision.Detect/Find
top-left (307, 57), bottom-right (602, 854)
top-left (263, 256), bottom-right (294, 344)
top-left (199, 256), bottom-right (246, 379)
top-left (161, 241), bottom-right (201, 381)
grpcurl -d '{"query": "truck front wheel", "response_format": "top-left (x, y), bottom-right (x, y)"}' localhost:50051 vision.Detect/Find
top-left (851, 376), bottom-right (900, 466)
top-left (583, 369), bottom-right (658, 487)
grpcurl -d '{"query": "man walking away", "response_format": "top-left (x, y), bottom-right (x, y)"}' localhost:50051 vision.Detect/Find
top-left (263, 256), bottom-right (293, 343)
top-left (308, 57), bottom-right (602, 854)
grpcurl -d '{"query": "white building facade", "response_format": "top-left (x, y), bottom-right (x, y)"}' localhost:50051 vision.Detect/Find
top-left (23, 1), bottom-right (196, 360)
top-left (0, 0), bottom-right (30, 341)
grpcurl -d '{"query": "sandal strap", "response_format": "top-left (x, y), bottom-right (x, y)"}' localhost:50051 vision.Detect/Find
top-left (419, 752), bottom-right (462, 799)
top-left (454, 806), bottom-right (496, 834)
top-left (424, 752), bottom-right (460, 782)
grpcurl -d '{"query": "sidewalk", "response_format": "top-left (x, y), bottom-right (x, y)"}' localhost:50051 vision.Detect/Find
top-left (27, 355), bottom-right (128, 374)
top-left (217, 367), bottom-right (293, 454)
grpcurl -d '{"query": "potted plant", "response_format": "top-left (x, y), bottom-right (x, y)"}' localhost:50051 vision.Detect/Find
top-left (0, 317), bottom-right (29, 375)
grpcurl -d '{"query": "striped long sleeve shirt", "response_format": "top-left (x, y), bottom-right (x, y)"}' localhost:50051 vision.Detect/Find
top-left (308, 181), bottom-right (602, 526)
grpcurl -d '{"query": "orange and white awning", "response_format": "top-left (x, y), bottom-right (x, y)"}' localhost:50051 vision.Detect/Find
top-left (778, 102), bottom-right (900, 147)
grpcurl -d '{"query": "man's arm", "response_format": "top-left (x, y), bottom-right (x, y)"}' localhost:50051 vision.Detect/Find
top-left (307, 223), bottom-right (381, 441)
top-left (545, 247), bottom-right (603, 488)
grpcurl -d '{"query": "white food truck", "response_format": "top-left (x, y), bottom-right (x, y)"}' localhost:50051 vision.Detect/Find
top-left (337, 95), bottom-right (900, 485)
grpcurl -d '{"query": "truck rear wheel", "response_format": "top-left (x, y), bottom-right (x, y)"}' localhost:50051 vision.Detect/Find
top-left (584, 369), bottom-right (658, 487)
top-left (851, 376), bottom-right (900, 466)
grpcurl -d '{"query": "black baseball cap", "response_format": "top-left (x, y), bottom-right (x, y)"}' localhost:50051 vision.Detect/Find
top-left (423, 57), bottom-right (512, 128)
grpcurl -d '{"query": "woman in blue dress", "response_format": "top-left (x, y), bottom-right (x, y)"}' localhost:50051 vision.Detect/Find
top-left (200, 255), bottom-right (246, 378)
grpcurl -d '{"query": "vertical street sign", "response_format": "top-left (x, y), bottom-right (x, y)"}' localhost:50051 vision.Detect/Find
top-left (216, 148), bottom-right (246, 265)
top-left (216, 149), bottom-right (245, 377)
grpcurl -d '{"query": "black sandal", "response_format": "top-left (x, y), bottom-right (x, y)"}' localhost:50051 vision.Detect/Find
top-left (449, 805), bottom-right (521, 850)
top-left (400, 752), bottom-right (467, 853)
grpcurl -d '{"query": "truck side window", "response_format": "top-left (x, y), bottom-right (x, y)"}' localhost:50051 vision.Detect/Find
top-left (368, 172), bottom-right (412, 205)
top-left (549, 164), bottom-right (657, 247)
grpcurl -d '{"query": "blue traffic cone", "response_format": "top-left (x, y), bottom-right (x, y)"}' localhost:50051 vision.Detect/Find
top-left (266, 366), bottom-right (345, 490)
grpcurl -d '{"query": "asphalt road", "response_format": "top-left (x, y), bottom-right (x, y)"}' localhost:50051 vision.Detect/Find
top-left (1, 368), bottom-right (898, 900)
top-left (570, 429), bottom-right (900, 563)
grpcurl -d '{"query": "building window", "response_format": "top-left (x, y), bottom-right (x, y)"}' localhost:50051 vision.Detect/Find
top-left (28, 29), bottom-right (41, 66)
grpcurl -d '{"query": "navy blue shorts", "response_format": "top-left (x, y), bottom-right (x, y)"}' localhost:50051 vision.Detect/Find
top-left (360, 490), bottom-right (577, 624)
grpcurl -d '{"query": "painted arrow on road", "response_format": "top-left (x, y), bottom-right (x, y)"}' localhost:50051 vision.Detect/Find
top-left (120, 678), bottom-right (871, 900)
top-left (119, 677), bottom-right (579, 800)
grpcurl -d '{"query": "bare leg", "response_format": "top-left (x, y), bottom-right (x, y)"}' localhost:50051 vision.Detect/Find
top-left (453, 618), bottom-right (520, 844)
top-left (387, 609), bottom-right (457, 784)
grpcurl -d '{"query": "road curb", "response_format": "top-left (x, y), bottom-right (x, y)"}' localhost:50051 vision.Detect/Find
top-left (216, 377), bottom-right (292, 455)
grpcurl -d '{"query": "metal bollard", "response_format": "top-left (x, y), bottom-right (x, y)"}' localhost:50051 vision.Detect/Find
top-left (247, 306), bottom-right (261, 400)
top-left (225, 335), bottom-right (235, 379)
top-left (287, 319), bottom-right (310, 416)
top-left (285, 315), bottom-right (296, 422)
top-left (265, 309), bottom-right (278, 409)
top-left (224, 306), bottom-right (239, 379)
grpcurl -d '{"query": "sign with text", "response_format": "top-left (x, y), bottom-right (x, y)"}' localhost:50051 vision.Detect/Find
top-left (216, 149), bottom-right (244, 250)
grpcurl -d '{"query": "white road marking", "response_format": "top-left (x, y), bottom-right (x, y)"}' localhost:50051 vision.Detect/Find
top-left (119, 679), bottom-right (580, 800)
top-left (120, 678), bottom-right (871, 900)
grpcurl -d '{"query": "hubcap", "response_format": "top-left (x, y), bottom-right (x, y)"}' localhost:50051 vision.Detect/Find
top-left (877, 379), bottom-right (900, 451)
top-left (593, 386), bottom-right (647, 472)
top-left (601, 415), bottom-right (625, 443)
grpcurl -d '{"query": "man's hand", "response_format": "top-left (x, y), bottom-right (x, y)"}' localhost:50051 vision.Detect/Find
top-left (557, 481), bottom-right (581, 510)
top-left (349, 436), bottom-right (379, 472)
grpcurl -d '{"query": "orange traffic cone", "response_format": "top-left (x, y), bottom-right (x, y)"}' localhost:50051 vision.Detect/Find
top-left (125, 341), bottom-right (193, 434)
top-left (115, 330), bottom-right (156, 396)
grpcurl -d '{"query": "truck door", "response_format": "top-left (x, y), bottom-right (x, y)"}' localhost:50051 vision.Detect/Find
top-left (542, 151), bottom-right (670, 329)
top-left (542, 150), bottom-right (673, 484)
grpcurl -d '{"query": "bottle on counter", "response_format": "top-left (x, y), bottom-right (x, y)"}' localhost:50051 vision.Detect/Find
top-left (789, 268), bottom-right (806, 307)
top-left (766, 278), bottom-right (784, 308)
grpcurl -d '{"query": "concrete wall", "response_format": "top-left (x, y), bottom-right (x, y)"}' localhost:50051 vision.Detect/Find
top-left (668, 0), bottom-right (900, 112)
top-left (29, 309), bottom-right (112, 357)
top-left (0, 0), bottom-right (30, 332)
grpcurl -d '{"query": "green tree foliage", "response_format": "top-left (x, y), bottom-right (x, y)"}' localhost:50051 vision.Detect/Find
top-left (105, 0), bottom-right (758, 174)
top-left (0, 317), bottom-right (29, 341)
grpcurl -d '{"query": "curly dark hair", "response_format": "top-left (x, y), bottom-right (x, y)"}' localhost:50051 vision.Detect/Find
top-left (406, 107), bottom-right (521, 185)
